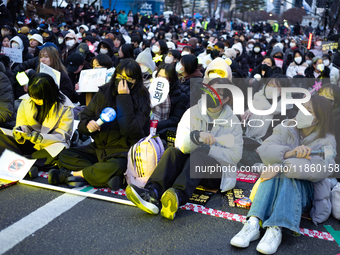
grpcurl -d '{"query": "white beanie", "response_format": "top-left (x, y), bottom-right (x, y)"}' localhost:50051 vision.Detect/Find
top-left (232, 42), bottom-right (243, 55)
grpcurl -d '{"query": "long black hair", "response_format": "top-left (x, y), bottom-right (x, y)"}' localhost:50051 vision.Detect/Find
top-left (120, 44), bottom-right (134, 59)
top-left (28, 73), bottom-right (66, 122)
top-left (156, 63), bottom-right (180, 94)
top-left (106, 59), bottom-right (150, 118)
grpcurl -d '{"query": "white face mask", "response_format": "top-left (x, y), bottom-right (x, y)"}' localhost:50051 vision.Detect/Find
top-left (181, 51), bottom-right (190, 56)
top-left (100, 48), bottom-right (108, 54)
top-left (265, 86), bottom-right (280, 99)
top-left (164, 55), bottom-right (174, 64)
top-left (248, 44), bottom-right (254, 49)
top-left (140, 64), bottom-right (149, 73)
top-left (285, 39), bottom-right (289, 44)
top-left (323, 60), bottom-right (330, 66)
top-left (296, 110), bottom-right (315, 129)
top-left (306, 60), bottom-right (312, 65)
top-left (315, 41), bottom-right (322, 47)
top-left (289, 42), bottom-right (296, 48)
top-left (317, 63), bottom-right (324, 72)
top-left (58, 38), bottom-right (64, 44)
top-left (152, 45), bottom-right (160, 53)
top-left (254, 47), bottom-right (260, 53)
top-left (66, 39), bottom-right (75, 47)
top-left (176, 62), bottom-right (184, 74)
top-left (208, 73), bottom-right (222, 78)
top-left (11, 42), bottom-right (20, 49)
top-left (294, 56), bottom-right (302, 64)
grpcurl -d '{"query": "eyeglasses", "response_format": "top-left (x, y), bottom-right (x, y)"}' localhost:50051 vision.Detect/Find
top-left (116, 74), bottom-right (134, 83)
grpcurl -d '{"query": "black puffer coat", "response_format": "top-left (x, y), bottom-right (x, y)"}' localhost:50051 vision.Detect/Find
top-left (0, 62), bottom-right (15, 129)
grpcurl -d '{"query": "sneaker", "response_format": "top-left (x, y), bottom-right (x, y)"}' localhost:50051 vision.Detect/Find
top-left (107, 175), bottom-right (123, 191)
top-left (160, 188), bottom-right (179, 220)
top-left (28, 166), bottom-right (39, 179)
top-left (126, 184), bottom-right (160, 215)
top-left (256, 226), bottom-right (282, 254)
top-left (230, 221), bottom-right (260, 248)
top-left (48, 168), bottom-right (71, 185)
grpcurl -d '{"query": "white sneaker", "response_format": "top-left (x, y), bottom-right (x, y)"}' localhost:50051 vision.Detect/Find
top-left (256, 226), bottom-right (282, 254)
top-left (230, 221), bottom-right (260, 248)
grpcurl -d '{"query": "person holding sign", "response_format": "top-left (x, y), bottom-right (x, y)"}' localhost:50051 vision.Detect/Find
top-left (50, 59), bottom-right (150, 191)
top-left (0, 73), bottom-right (74, 176)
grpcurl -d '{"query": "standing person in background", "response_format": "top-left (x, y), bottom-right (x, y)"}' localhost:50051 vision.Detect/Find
top-left (293, 22), bottom-right (301, 36)
top-left (64, 4), bottom-right (74, 25)
top-left (133, 12), bottom-right (140, 26)
top-left (118, 10), bottom-right (127, 26)
top-left (304, 22), bottom-right (314, 37)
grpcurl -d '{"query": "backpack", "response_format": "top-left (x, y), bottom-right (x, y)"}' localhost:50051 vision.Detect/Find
top-left (124, 134), bottom-right (165, 188)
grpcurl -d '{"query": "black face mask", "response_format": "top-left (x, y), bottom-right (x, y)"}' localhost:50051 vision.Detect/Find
top-left (274, 55), bottom-right (282, 59)
top-left (206, 95), bottom-right (220, 108)
top-left (206, 49), bottom-right (212, 54)
top-left (261, 64), bottom-right (270, 71)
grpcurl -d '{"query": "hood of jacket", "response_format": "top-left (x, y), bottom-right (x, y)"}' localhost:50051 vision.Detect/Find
top-left (97, 38), bottom-right (114, 56)
top-left (232, 42), bottom-right (243, 55)
top-left (270, 46), bottom-right (283, 58)
top-left (204, 57), bottom-right (232, 80)
top-left (10, 36), bottom-right (24, 51)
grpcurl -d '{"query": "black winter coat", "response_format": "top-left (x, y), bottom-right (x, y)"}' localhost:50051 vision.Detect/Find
top-left (0, 62), bottom-right (15, 129)
top-left (78, 84), bottom-right (149, 159)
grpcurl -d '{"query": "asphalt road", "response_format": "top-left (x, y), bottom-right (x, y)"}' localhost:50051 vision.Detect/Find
top-left (0, 176), bottom-right (339, 255)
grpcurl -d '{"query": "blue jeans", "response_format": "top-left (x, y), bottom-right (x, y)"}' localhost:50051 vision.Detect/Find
top-left (248, 173), bottom-right (313, 234)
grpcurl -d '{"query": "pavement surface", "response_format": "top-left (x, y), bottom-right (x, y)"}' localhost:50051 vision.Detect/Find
top-left (0, 176), bottom-right (339, 255)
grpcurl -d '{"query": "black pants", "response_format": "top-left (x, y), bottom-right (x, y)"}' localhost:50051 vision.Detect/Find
top-left (0, 134), bottom-right (55, 167)
top-left (146, 147), bottom-right (222, 205)
top-left (58, 144), bottom-right (127, 187)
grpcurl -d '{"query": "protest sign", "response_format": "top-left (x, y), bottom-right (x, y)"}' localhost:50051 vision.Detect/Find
top-left (274, 58), bottom-right (283, 68)
top-left (177, 42), bottom-right (190, 52)
top-left (322, 41), bottom-right (338, 52)
top-left (3, 47), bottom-right (22, 63)
top-left (40, 62), bottom-right (61, 88)
top-left (0, 150), bottom-right (36, 181)
top-left (149, 77), bottom-right (170, 107)
top-left (77, 68), bottom-right (107, 92)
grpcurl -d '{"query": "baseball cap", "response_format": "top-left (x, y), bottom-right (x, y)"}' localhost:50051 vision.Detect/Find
top-left (67, 52), bottom-right (85, 73)
top-left (37, 42), bottom-right (58, 50)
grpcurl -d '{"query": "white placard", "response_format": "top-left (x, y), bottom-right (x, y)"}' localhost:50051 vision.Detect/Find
top-left (3, 47), bottom-right (23, 63)
top-left (149, 77), bottom-right (170, 107)
top-left (40, 62), bottom-right (61, 88)
top-left (77, 68), bottom-right (107, 92)
top-left (0, 150), bottom-right (36, 181)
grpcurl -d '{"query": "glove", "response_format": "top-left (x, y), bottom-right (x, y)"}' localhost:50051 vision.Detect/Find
top-left (12, 125), bottom-right (32, 143)
top-left (30, 131), bottom-right (43, 144)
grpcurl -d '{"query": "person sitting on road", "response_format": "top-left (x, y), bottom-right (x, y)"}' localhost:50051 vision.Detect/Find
top-left (126, 78), bottom-right (243, 220)
top-left (230, 95), bottom-right (336, 254)
top-left (0, 73), bottom-right (74, 177)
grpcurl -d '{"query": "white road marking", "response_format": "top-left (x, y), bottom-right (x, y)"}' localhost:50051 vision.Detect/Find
top-left (0, 188), bottom-right (95, 254)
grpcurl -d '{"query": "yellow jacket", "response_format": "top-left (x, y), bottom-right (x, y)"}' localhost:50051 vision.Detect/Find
top-left (16, 94), bottom-right (74, 158)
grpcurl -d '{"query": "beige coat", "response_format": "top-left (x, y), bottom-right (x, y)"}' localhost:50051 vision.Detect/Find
top-left (16, 94), bottom-right (74, 158)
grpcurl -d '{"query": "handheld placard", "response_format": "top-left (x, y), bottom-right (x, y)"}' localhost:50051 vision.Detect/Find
top-left (16, 72), bottom-right (29, 86)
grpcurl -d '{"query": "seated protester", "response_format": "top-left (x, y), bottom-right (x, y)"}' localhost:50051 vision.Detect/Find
top-left (1, 35), bottom-right (12, 50)
top-left (151, 39), bottom-right (168, 67)
top-left (76, 43), bottom-right (95, 67)
top-left (0, 55), bottom-right (15, 86)
top-left (181, 45), bottom-right (194, 56)
top-left (28, 34), bottom-right (43, 57)
top-left (286, 49), bottom-right (308, 78)
top-left (9, 34), bottom-right (33, 70)
top-left (131, 34), bottom-right (142, 58)
top-left (118, 44), bottom-right (134, 63)
top-left (12, 44), bottom-right (73, 101)
top-left (0, 73), bottom-right (74, 175)
top-left (322, 54), bottom-right (339, 85)
top-left (91, 54), bottom-right (116, 83)
top-left (136, 48), bottom-right (155, 88)
top-left (197, 41), bottom-right (213, 69)
top-left (270, 46), bottom-right (287, 74)
top-left (96, 38), bottom-right (119, 67)
top-left (56, 31), bottom-right (69, 53)
top-left (41, 30), bottom-right (58, 45)
top-left (188, 37), bottom-right (202, 56)
top-left (232, 42), bottom-right (249, 77)
top-left (317, 84), bottom-right (340, 164)
top-left (0, 62), bottom-right (15, 129)
top-left (125, 78), bottom-right (243, 220)
top-left (284, 36), bottom-right (303, 66)
top-left (49, 59), bottom-right (150, 191)
top-left (66, 52), bottom-right (91, 104)
top-left (304, 57), bottom-right (330, 88)
top-left (248, 42), bottom-right (264, 70)
top-left (177, 54), bottom-right (203, 107)
top-left (305, 51), bottom-right (315, 66)
top-left (164, 50), bottom-right (181, 66)
top-left (231, 96), bottom-right (336, 254)
top-left (61, 33), bottom-right (79, 63)
top-left (113, 34), bottom-right (125, 55)
top-left (239, 75), bottom-right (295, 167)
top-left (309, 36), bottom-right (323, 58)
top-left (155, 63), bottom-right (188, 139)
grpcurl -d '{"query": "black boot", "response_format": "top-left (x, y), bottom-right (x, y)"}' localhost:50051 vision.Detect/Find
top-left (48, 168), bottom-right (72, 185)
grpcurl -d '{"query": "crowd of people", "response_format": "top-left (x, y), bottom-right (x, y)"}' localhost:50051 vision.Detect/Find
top-left (0, 2), bottom-right (339, 254)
